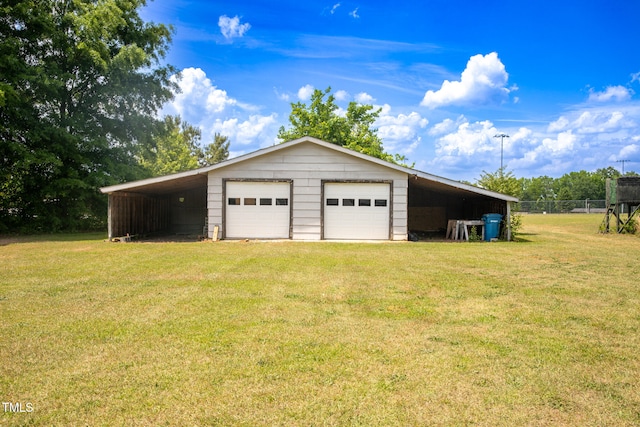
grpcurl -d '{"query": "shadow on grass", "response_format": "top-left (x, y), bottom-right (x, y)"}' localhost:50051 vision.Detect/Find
top-left (512, 232), bottom-right (538, 243)
top-left (0, 232), bottom-right (107, 246)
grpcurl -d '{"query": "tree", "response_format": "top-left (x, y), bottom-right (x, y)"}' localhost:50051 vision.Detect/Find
top-left (277, 87), bottom-right (407, 164)
top-left (475, 168), bottom-right (521, 198)
top-left (140, 116), bottom-right (202, 176)
top-left (140, 124), bottom-right (230, 174)
top-left (140, 123), bottom-right (230, 175)
top-left (0, 0), bottom-right (175, 232)
top-left (520, 176), bottom-right (556, 201)
top-left (553, 170), bottom-right (604, 200)
top-left (202, 133), bottom-right (230, 166)
top-left (595, 167), bottom-right (621, 181)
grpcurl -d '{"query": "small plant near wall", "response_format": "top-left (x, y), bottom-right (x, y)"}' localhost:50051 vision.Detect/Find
top-left (469, 226), bottom-right (482, 242)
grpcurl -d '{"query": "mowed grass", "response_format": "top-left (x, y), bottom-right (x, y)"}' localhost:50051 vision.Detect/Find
top-left (1, 214), bottom-right (639, 426)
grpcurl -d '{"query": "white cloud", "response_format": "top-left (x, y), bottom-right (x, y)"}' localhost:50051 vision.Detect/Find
top-left (575, 111), bottom-right (626, 133)
top-left (541, 131), bottom-right (576, 154)
top-left (431, 115), bottom-right (595, 176)
top-left (435, 119), bottom-right (498, 157)
top-left (206, 88), bottom-right (235, 113)
top-left (331, 3), bottom-right (340, 14)
top-left (588, 85), bottom-right (632, 102)
top-left (376, 105), bottom-right (428, 155)
top-left (517, 113), bottom-right (640, 175)
top-left (355, 92), bottom-right (375, 103)
top-left (334, 90), bottom-right (349, 101)
top-left (164, 68), bottom-right (237, 121)
top-left (349, 8), bottom-right (359, 18)
top-left (429, 92), bottom-right (640, 178)
top-left (608, 144), bottom-right (640, 163)
top-left (161, 67), bottom-right (279, 151)
top-left (548, 109), bottom-right (634, 135)
top-left (548, 116), bottom-right (570, 133)
top-left (618, 144), bottom-right (639, 159)
top-left (429, 118), bottom-right (540, 174)
top-left (428, 116), bottom-right (465, 136)
top-left (421, 52), bottom-right (512, 109)
top-left (218, 15), bottom-right (251, 40)
top-left (274, 88), bottom-right (290, 101)
top-left (211, 114), bottom-right (278, 146)
top-left (297, 84), bottom-right (314, 100)
top-left (511, 127), bottom-right (533, 142)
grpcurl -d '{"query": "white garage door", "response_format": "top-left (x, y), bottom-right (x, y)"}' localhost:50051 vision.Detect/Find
top-left (324, 182), bottom-right (390, 240)
top-left (226, 181), bottom-right (291, 239)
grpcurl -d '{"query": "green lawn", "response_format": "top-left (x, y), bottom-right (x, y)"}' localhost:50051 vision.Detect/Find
top-left (1, 215), bottom-right (639, 426)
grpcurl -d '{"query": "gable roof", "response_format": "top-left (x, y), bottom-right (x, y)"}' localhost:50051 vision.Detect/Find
top-left (100, 136), bottom-right (518, 202)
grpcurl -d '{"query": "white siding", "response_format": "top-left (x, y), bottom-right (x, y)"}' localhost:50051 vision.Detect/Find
top-left (207, 175), bottom-right (223, 234)
top-left (207, 141), bottom-right (408, 240)
top-left (393, 179), bottom-right (408, 240)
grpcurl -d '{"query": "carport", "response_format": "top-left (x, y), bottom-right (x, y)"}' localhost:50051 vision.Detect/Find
top-left (103, 170), bottom-right (208, 240)
top-left (407, 174), bottom-right (515, 239)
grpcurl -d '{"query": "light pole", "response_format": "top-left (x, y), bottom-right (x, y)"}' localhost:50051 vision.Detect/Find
top-left (494, 133), bottom-right (509, 172)
top-left (616, 159), bottom-right (630, 174)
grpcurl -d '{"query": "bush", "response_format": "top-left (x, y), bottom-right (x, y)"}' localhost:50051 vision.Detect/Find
top-left (621, 217), bottom-right (638, 234)
top-left (507, 212), bottom-right (523, 241)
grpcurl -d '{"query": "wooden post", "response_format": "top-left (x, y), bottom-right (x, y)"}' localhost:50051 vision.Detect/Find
top-left (506, 201), bottom-right (512, 241)
top-left (107, 194), bottom-right (113, 241)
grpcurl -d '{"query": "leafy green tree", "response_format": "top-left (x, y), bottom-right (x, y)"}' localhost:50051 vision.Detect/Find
top-left (277, 87), bottom-right (408, 164)
top-left (556, 187), bottom-right (573, 211)
top-left (141, 124), bottom-right (231, 174)
top-left (0, 0), bottom-right (175, 232)
top-left (140, 116), bottom-right (202, 176)
top-left (595, 167), bottom-right (621, 181)
top-left (475, 168), bottom-right (521, 198)
top-left (553, 170), bottom-right (604, 200)
top-left (202, 133), bottom-right (230, 166)
top-left (520, 176), bottom-right (556, 201)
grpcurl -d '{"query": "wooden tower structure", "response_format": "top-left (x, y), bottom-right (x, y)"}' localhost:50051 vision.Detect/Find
top-left (603, 177), bottom-right (640, 233)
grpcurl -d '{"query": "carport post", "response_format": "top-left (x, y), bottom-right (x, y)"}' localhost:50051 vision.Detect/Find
top-left (107, 194), bottom-right (113, 241)
top-left (506, 201), bottom-right (512, 241)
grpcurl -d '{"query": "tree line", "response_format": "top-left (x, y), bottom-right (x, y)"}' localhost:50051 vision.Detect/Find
top-left (0, 0), bottom-right (227, 233)
top-left (475, 167), bottom-right (638, 201)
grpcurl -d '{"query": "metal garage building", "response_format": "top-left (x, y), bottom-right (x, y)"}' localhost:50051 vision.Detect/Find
top-left (100, 137), bottom-right (517, 241)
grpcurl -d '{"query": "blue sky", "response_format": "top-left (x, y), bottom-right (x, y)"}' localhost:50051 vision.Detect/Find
top-left (141, 0), bottom-right (640, 181)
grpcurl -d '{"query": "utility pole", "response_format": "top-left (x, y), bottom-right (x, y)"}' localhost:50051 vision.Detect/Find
top-left (494, 133), bottom-right (509, 172)
top-left (616, 159), bottom-right (630, 174)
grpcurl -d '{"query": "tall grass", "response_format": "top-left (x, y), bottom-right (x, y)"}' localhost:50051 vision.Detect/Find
top-left (1, 214), bottom-right (639, 426)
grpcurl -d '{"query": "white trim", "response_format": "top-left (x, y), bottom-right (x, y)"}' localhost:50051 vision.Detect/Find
top-left (100, 168), bottom-right (206, 194)
top-left (411, 171), bottom-right (519, 202)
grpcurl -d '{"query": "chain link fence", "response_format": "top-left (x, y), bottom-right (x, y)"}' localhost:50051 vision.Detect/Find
top-left (517, 200), bottom-right (607, 214)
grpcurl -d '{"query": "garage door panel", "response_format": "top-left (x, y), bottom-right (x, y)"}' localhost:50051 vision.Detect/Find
top-left (324, 183), bottom-right (390, 240)
top-left (226, 181), bottom-right (290, 239)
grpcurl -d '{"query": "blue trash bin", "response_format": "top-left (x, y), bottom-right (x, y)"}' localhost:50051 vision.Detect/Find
top-left (482, 213), bottom-right (503, 241)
